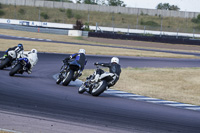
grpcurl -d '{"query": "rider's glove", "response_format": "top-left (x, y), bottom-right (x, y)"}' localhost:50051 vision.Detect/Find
top-left (63, 59), bottom-right (67, 64)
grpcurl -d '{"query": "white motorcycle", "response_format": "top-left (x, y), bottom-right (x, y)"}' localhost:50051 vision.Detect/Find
top-left (78, 64), bottom-right (117, 96)
top-left (0, 50), bottom-right (20, 70)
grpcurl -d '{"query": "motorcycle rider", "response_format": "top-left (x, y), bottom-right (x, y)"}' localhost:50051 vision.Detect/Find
top-left (22, 49), bottom-right (38, 74)
top-left (1, 43), bottom-right (24, 59)
top-left (93, 57), bottom-right (121, 87)
top-left (63, 49), bottom-right (87, 78)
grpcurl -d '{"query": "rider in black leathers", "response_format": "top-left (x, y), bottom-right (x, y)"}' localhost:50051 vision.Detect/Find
top-left (93, 57), bottom-right (121, 87)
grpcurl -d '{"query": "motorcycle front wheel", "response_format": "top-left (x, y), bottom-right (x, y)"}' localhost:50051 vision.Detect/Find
top-left (9, 63), bottom-right (22, 76)
top-left (62, 70), bottom-right (74, 86)
top-left (56, 77), bottom-right (62, 84)
top-left (78, 83), bottom-right (86, 94)
top-left (91, 80), bottom-right (107, 96)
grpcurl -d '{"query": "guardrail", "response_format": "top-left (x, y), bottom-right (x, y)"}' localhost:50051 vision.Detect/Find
top-left (1, 18), bottom-right (200, 38)
top-left (89, 32), bottom-right (200, 46)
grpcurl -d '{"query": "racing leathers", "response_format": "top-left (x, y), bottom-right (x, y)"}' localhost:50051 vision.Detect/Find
top-left (22, 51), bottom-right (38, 74)
top-left (1, 46), bottom-right (24, 59)
top-left (63, 53), bottom-right (87, 77)
top-left (94, 62), bottom-right (121, 87)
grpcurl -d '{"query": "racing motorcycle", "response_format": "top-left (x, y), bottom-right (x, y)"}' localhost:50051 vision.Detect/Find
top-left (78, 64), bottom-right (117, 96)
top-left (9, 57), bottom-right (30, 76)
top-left (56, 59), bottom-right (81, 86)
top-left (0, 50), bottom-right (19, 70)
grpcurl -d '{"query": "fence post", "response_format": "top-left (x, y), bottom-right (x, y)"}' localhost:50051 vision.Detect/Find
top-left (38, 7), bottom-right (41, 22)
top-left (87, 9), bottom-right (90, 23)
top-left (160, 16), bottom-right (163, 37)
top-left (127, 25), bottom-right (130, 35)
top-left (95, 22), bottom-right (98, 32)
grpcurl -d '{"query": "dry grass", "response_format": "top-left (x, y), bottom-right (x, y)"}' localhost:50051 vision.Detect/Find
top-left (0, 131), bottom-right (11, 133)
top-left (1, 4), bottom-right (199, 33)
top-left (80, 68), bottom-right (200, 106)
top-left (0, 38), bottom-right (198, 58)
top-left (0, 29), bottom-right (198, 58)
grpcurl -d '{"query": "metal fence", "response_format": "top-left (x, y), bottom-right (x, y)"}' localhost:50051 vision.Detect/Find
top-left (0, 0), bottom-right (199, 18)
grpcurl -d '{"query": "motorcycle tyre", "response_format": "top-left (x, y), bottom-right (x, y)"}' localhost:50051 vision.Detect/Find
top-left (91, 80), bottom-right (107, 96)
top-left (0, 58), bottom-right (10, 70)
top-left (56, 77), bottom-right (62, 84)
top-left (9, 63), bottom-right (22, 76)
top-left (62, 70), bottom-right (74, 86)
top-left (78, 84), bottom-right (86, 94)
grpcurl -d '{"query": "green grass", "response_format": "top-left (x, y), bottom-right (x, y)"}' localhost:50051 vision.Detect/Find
top-left (0, 4), bottom-right (200, 33)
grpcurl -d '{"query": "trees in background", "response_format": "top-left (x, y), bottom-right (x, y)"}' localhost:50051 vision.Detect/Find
top-left (45, 0), bottom-right (126, 7)
top-left (156, 3), bottom-right (180, 11)
top-left (46, 0), bottom-right (73, 2)
top-left (75, 0), bottom-right (126, 7)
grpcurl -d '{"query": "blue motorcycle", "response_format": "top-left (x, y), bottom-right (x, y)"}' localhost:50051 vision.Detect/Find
top-left (56, 59), bottom-right (81, 86)
top-left (9, 58), bottom-right (29, 76)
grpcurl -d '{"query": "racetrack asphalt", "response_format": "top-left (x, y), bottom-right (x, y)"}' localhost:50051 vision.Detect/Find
top-left (1, 52), bottom-right (200, 133)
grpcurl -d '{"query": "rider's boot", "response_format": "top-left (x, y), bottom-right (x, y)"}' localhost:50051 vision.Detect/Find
top-left (0, 55), bottom-right (7, 60)
top-left (27, 68), bottom-right (32, 74)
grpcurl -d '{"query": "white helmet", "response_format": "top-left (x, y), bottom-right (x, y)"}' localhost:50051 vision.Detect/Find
top-left (111, 57), bottom-right (119, 64)
top-left (79, 49), bottom-right (85, 54)
top-left (31, 49), bottom-right (37, 54)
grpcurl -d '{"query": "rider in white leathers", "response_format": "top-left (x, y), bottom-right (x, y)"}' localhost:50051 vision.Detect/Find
top-left (22, 49), bottom-right (38, 74)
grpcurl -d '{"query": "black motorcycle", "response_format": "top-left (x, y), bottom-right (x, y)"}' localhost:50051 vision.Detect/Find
top-left (9, 58), bottom-right (29, 76)
top-left (56, 59), bottom-right (81, 86)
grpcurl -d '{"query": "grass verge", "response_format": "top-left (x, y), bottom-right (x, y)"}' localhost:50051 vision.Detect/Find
top-left (79, 67), bottom-right (200, 106)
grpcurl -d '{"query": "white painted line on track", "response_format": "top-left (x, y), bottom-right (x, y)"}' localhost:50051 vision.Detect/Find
top-left (129, 97), bottom-right (159, 100)
top-left (148, 100), bottom-right (177, 103)
top-left (185, 107), bottom-right (200, 110)
top-left (111, 94), bottom-right (141, 97)
top-left (165, 103), bottom-right (198, 107)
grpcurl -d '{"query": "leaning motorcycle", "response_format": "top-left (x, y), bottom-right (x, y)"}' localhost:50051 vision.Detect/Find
top-left (0, 50), bottom-right (18, 70)
top-left (9, 58), bottom-right (29, 76)
top-left (78, 64), bottom-right (117, 96)
top-left (56, 59), bottom-right (81, 86)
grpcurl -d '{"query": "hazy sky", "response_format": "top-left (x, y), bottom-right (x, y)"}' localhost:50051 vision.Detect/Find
top-left (72, 0), bottom-right (200, 13)
top-left (123, 0), bottom-right (200, 12)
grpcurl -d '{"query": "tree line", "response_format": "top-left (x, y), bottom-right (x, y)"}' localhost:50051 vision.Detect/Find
top-left (46, 0), bottom-right (180, 11)
top-left (46, 0), bottom-right (126, 7)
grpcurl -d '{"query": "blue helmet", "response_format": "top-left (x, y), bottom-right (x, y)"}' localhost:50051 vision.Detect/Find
top-left (18, 43), bottom-right (23, 50)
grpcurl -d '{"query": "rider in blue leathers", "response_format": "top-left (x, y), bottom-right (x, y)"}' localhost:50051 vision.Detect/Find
top-left (63, 49), bottom-right (87, 79)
